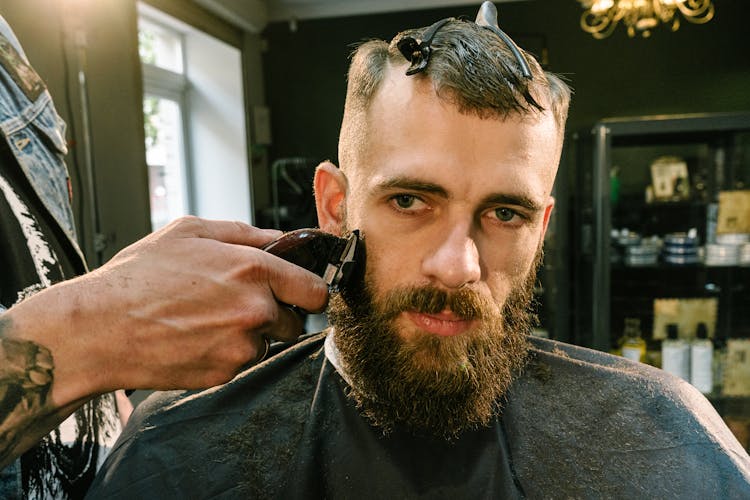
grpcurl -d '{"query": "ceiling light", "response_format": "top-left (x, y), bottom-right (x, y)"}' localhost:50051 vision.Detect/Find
top-left (579, 0), bottom-right (714, 39)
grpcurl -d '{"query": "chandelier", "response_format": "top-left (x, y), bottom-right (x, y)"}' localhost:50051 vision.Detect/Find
top-left (579, 0), bottom-right (715, 39)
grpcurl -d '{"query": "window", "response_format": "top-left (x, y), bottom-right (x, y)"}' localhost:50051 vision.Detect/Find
top-left (143, 96), bottom-right (187, 230)
top-left (138, 3), bottom-right (251, 231)
top-left (138, 19), bottom-right (183, 73)
top-left (138, 12), bottom-right (189, 230)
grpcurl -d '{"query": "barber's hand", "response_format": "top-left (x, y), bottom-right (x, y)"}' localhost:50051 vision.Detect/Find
top-left (9, 216), bottom-right (329, 403)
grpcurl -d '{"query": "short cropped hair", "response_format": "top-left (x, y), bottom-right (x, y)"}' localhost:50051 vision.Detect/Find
top-left (339, 19), bottom-right (572, 170)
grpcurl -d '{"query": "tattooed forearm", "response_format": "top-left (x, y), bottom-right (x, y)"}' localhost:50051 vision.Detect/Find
top-left (0, 315), bottom-right (54, 466)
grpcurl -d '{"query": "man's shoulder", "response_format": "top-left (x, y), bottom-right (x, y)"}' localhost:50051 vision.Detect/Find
top-left (504, 336), bottom-right (750, 498)
top-left (517, 335), bottom-right (719, 413)
top-left (523, 334), bottom-right (675, 384)
top-left (88, 332), bottom-right (328, 498)
top-left (123, 331), bottom-right (327, 434)
top-left (512, 335), bottom-right (742, 447)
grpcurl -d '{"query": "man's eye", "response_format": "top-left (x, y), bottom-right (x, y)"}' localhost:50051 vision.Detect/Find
top-left (393, 194), bottom-right (417, 209)
top-left (494, 207), bottom-right (517, 222)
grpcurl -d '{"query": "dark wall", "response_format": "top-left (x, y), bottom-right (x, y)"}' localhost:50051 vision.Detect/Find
top-left (261, 6), bottom-right (470, 165)
top-left (261, 0), bottom-right (749, 172)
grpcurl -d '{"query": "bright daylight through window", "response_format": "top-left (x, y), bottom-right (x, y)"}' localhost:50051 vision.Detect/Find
top-left (138, 15), bottom-right (188, 231)
top-left (137, 3), bottom-right (251, 231)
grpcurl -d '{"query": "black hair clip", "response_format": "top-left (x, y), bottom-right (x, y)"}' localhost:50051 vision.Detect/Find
top-left (396, 1), bottom-right (532, 80)
top-left (474, 1), bottom-right (532, 79)
top-left (397, 17), bottom-right (452, 76)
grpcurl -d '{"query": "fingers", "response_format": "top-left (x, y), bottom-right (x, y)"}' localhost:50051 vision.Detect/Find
top-left (167, 216), bottom-right (283, 247)
top-left (263, 255), bottom-right (329, 314)
top-left (163, 217), bottom-right (330, 311)
top-left (87, 216), bottom-right (330, 391)
top-left (266, 306), bottom-right (307, 343)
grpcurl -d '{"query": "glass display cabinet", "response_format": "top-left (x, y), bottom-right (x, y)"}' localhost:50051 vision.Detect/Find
top-left (573, 112), bottom-right (750, 351)
top-left (571, 113), bottom-right (750, 447)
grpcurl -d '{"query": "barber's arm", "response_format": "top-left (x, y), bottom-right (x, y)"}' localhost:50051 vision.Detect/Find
top-left (0, 216), bottom-right (328, 468)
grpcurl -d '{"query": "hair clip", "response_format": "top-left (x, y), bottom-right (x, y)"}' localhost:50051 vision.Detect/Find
top-left (396, 1), bottom-right (532, 80)
top-left (475, 1), bottom-right (532, 79)
top-left (397, 18), bottom-right (452, 76)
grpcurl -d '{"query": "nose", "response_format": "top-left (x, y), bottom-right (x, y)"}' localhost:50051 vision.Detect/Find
top-left (420, 224), bottom-right (481, 290)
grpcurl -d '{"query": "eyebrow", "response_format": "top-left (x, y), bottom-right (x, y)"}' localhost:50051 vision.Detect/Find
top-left (374, 176), bottom-right (544, 212)
top-left (373, 177), bottom-right (449, 198)
top-left (480, 193), bottom-right (544, 212)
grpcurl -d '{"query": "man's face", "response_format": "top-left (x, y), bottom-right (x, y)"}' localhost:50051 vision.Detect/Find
top-left (320, 64), bottom-right (561, 437)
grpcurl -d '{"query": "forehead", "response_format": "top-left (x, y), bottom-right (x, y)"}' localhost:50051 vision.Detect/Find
top-left (350, 65), bottom-right (561, 203)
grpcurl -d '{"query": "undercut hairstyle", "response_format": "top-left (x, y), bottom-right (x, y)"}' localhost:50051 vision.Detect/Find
top-left (338, 19), bottom-right (572, 170)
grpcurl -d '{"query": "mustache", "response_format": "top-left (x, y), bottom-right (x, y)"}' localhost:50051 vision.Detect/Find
top-left (377, 285), bottom-right (496, 322)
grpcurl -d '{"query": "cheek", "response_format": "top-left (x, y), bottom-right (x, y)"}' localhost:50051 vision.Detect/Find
top-left (480, 236), bottom-right (539, 300)
top-left (359, 224), bottom-right (421, 297)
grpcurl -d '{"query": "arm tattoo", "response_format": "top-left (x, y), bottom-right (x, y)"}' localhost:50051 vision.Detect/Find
top-left (0, 315), bottom-right (54, 465)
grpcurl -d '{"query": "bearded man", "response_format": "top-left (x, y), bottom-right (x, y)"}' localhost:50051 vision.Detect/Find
top-left (87, 3), bottom-right (750, 498)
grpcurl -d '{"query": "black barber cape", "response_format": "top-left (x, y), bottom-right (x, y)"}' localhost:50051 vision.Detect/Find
top-left (87, 334), bottom-right (750, 499)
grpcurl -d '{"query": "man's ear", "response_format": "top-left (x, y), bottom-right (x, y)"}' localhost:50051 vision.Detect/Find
top-left (314, 161), bottom-right (347, 236)
top-left (540, 196), bottom-right (555, 240)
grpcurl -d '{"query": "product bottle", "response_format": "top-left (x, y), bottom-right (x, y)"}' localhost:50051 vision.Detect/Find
top-left (621, 318), bottom-right (646, 363)
top-left (661, 323), bottom-right (690, 381)
top-left (690, 322), bottom-right (714, 394)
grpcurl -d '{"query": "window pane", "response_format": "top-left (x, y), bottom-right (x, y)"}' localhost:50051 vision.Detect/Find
top-left (144, 96), bottom-right (188, 230)
top-left (138, 18), bottom-right (183, 74)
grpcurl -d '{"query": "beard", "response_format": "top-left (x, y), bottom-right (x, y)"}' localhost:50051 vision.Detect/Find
top-left (327, 240), bottom-right (542, 440)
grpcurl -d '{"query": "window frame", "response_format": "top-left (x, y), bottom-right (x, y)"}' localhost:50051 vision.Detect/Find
top-left (138, 12), bottom-right (196, 226)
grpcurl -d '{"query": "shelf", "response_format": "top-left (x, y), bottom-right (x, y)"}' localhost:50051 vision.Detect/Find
top-left (600, 112), bottom-right (750, 139)
top-left (615, 197), bottom-right (710, 208)
top-left (572, 111), bottom-right (750, 354)
top-left (611, 263), bottom-right (750, 271)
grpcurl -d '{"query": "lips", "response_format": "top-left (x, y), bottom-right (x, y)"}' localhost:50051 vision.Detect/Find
top-left (404, 310), bottom-right (475, 337)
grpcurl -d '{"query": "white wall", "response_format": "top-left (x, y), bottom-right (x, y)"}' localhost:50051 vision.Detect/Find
top-left (186, 30), bottom-right (252, 223)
